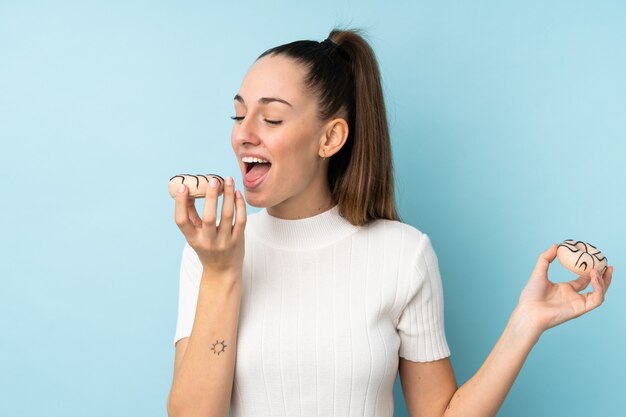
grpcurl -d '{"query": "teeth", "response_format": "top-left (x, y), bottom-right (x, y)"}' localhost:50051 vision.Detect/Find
top-left (242, 156), bottom-right (270, 164)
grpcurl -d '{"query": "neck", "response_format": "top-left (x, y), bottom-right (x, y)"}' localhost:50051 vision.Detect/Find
top-left (267, 191), bottom-right (336, 220)
top-left (266, 168), bottom-right (336, 220)
top-left (267, 161), bottom-right (337, 220)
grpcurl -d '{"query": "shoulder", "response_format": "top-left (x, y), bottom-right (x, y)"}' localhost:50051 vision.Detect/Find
top-left (364, 219), bottom-right (438, 273)
top-left (365, 218), bottom-right (432, 249)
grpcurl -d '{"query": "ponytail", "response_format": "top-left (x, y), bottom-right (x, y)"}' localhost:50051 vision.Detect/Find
top-left (258, 29), bottom-right (399, 226)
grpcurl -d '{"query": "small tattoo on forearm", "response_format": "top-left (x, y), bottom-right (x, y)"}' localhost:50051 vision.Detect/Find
top-left (211, 340), bottom-right (227, 355)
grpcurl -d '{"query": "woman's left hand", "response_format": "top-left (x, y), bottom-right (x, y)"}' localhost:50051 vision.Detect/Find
top-left (516, 244), bottom-right (614, 333)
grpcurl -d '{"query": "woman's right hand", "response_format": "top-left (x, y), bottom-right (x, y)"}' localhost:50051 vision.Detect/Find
top-left (174, 176), bottom-right (247, 277)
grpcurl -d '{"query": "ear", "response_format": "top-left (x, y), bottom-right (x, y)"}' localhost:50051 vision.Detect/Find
top-left (318, 118), bottom-right (349, 158)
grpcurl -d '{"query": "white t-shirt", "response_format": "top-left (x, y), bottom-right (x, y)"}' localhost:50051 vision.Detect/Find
top-left (174, 205), bottom-right (450, 417)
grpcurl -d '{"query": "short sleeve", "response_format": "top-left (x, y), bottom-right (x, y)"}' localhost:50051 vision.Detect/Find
top-left (173, 243), bottom-right (203, 347)
top-left (397, 234), bottom-right (451, 362)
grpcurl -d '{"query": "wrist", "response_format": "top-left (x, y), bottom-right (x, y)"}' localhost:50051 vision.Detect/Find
top-left (508, 306), bottom-right (544, 346)
top-left (201, 268), bottom-right (243, 289)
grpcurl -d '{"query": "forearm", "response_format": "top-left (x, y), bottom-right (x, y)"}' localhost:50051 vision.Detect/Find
top-left (168, 270), bottom-right (243, 417)
top-left (443, 308), bottom-right (542, 417)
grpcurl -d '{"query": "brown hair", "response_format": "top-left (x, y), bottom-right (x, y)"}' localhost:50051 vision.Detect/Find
top-left (258, 29), bottom-right (399, 226)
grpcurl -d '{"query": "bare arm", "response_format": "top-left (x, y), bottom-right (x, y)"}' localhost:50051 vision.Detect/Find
top-left (399, 310), bottom-right (537, 417)
top-left (167, 176), bottom-right (247, 417)
top-left (443, 307), bottom-right (540, 416)
top-left (400, 245), bottom-right (613, 417)
top-left (168, 272), bottom-right (242, 417)
top-left (399, 357), bottom-right (457, 417)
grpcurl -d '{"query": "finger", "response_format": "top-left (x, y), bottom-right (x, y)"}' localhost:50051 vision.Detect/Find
top-left (186, 195), bottom-right (202, 227)
top-left (593, 267), bottom-right (611, 295)
top-left (200, 176), bottom-right (220, 238)
top-left (174, 184), bottom-right (196, 238)
top-left (603, 266), bottom-right (613, 293)
top-left (529, 244), bottom-right (558, 283)
top-left (210, 174), bottom-right (225, 196)
top-left (585, 269), bottom-right (605, 311)
top-left (217, 176), bottom-right (236, 236)
top-left (567, 275), bottom-right (591, 292)
top-left (232, 189), bottom-right (248, 237)
top-left (591, 269), bottom-right (605, 293)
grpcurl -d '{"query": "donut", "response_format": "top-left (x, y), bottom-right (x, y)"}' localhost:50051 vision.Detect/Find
top-left (556, 239), bottom-right (608, 278)
top-left (168, 174), bottom-right (224, 198)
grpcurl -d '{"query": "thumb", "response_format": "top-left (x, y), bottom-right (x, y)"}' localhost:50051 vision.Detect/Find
top-left (529, 244), bottom-right (558, 283)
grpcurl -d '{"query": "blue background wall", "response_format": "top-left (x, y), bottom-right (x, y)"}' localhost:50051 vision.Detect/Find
top-left (1, 1), bottom-right (624, 416)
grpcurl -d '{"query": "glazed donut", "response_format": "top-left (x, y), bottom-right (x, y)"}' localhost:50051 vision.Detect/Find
top-left (168, 174), bottom-right (224, 198)
top-left (556, 239), bottom-right (608, 278)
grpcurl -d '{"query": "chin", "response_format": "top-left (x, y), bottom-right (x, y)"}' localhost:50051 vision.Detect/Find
top-left (242, 191), bottom-right (271, 208)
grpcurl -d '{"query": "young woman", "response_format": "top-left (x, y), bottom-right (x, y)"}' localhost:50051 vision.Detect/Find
top-left (166, 29), bottom-right (613, 417)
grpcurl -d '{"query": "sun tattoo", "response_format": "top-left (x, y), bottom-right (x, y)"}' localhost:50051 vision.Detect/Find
top-left (211, 340), bottom-right (227, 355)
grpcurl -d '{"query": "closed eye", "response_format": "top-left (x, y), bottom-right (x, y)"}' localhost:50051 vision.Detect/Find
top-left (230, 116), bottom-right (282, 125)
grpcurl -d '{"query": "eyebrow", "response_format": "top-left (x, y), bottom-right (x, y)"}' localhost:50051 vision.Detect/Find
top-left (234, 94), bottom-right (293, 107)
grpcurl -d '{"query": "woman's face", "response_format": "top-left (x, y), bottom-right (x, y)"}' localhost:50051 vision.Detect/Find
top-left (231, 54), bottom-right (330, 211)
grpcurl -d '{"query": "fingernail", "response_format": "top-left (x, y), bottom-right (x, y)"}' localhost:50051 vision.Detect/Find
top-left (178, 184), bottom-right (185, 193)
top-left (209, 177), bottom-right (218, 188)
top-left (235, 190), bottom-right (242, 198)
top-left (226, 176), bottom-right (233, 186)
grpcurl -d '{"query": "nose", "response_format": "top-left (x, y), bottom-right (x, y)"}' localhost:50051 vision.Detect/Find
top-left (232, 116), bottom-right (261, 147)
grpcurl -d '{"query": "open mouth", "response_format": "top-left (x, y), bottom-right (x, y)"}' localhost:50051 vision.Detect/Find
top-left (242, 159), bottom-right (272, 188)
top-left (244, 161), bottom-right (272, 173)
